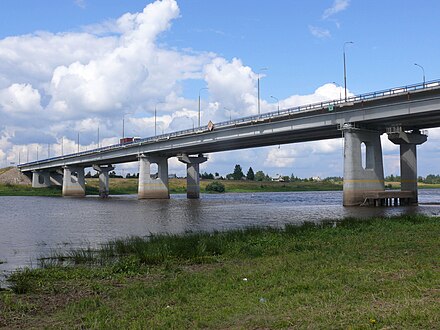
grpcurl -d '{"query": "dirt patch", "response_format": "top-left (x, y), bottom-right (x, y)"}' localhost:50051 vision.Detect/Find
top-left (0, 167), bottom-right (31, 185)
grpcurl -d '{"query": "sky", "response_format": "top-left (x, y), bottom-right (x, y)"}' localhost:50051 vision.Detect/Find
top-left (1, 0), bottom-right (440, 178)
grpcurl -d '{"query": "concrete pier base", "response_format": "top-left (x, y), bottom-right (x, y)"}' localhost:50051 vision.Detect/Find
top-left (178, 154), bottom-right (208, 199)
top-left (93, 164), bottom-right (115, 198)
top-left (343, 126), bottom-right (385, 206)
top-left (62, 166), bottom-right (85, 197)
top-left (32, 171), bottom-right (51, 188)
top-left (138, 155), bottom-right (169, 199)
top-left (388, 130), bottom-right (427, 204)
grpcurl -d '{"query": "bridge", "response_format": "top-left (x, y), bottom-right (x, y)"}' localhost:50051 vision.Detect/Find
top-left (18, 80), bottom-right (440, 206)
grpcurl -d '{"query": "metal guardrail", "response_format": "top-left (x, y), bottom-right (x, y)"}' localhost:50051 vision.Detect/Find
top-left (18, 79), bottom-right (440, 168)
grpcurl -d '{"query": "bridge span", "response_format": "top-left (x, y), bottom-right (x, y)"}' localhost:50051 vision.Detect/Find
top-left (18, 80), bottom-right (440, 205)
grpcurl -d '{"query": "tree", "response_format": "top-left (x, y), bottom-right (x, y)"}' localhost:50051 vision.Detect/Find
top-left (246, 167), bottom-right (255, 180)
top-left (232, 164), bottom-right (244, 180)
top-left (255, 170), bottom-right (265, 181)
top-left (205, 181), bottom-right (225, 193)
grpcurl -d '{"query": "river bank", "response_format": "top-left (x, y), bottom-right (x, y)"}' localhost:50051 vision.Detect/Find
top-left (0, 177), bottom-right (344, 196)
top-left (1, 215), bottom-right (439, 328)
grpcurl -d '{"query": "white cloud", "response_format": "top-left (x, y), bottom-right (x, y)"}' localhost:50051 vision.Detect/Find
top-left (74, 0), bottom-right (86, 9)
top-left (309, 25), bottom-right (331, 39)
top-left (322, 0), bottom-right (350, 19)
top-left (1, 0), bottom-right (434, 180)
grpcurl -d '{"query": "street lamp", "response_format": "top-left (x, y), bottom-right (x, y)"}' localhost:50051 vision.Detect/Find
top-left (198, 87), bottom-right (208, 127)
top-left (270, 95), bottom-right (279, 115)
top-left (155, 102), bottom-right (165, 136)
top-left (414, 63), bottom-right (425, 87)
top-left (224, 107), bottom-right (232, 121)
top-left (97, 126), bottom-right (100, 149)
top-left (183, 115), bottom-right (195, 130)
top-left (77, 131), bottom-right (80, 153)
top-left (257, 67), bottom-right (268, 115)
top-left (122, 112), bottom-right (132, 139)
top-left (343, 41), bottom-right (354, 102)
top-left (332, 81), bottom-right (342, 101)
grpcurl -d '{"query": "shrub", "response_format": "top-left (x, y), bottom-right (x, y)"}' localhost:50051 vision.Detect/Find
top-left (205, 181), bottom-right (225, 193)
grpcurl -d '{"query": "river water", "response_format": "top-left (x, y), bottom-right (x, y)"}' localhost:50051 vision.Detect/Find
top-left (1, 190), bottom-right (440, 285)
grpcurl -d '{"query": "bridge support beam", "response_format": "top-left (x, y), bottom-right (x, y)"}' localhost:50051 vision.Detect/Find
top-left (343, 126), bottom-right (385, 206)
top-left (62, 166), bottom-right (86, 197)
top-left (138, 154), bottom-right (169, 199)
top-left (93, 164), bottom-right (115, 198)
top-left (388, 130), bottom-right (427, 204)
top-left (178, 154), bottom-right (208, 199)
top-left (49, 170), bottom-right (63, 186)
top-left (32, 170), bottom-right (51, 188)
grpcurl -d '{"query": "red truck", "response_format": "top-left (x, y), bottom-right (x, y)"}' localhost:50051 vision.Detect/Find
top-left (119, 137), bottom-right (141, 144)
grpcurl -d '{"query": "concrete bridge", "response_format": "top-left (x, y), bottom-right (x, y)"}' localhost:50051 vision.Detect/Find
top-left (18, 80), bottom-right (440, 205)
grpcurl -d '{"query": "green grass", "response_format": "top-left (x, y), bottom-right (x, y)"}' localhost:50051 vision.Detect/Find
top-left (4, 176), bottom-right (440, 197)
top-left (0, 184), bottom-right (62, 196)
top-left (1, 215), bottom-right (439, 329)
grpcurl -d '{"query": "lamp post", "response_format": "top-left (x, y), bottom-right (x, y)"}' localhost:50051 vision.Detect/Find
top-left (257, 67), bottom-right (268, 115)
top-left (198, 87), bottom-right (208, 127)
top-left (155, 102), bottom-right (165, 136)
top-left (224, 107), bottom-right (232, 121)
top-left (61, 137), bottom-right (64, 156)
top-left (77, 131), bottom-right (80, 153)
top-left (332, 81), bottom-right (342, 101)
top-left (343, 41), bottom-right (354, 102)
top-left (414, 63), bottom-right (425, 87)
top-left (97, 126), bottom-right (100, 148)
top-left (122, 112), bottom-right (132, 139)
top-left (270, 95), bottom-right (279, 115)
top-left (183, 115), bottom-right (195, 130)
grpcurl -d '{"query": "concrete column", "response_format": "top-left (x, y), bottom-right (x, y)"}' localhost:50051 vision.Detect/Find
top-left (138, 154), bottom-right (169, 199)
top-left (388, 130), bottom-right (427, 204)
top-left (32, 171), bottom-right (51, 188)
top-left (93, 164), bottom-right (115, 198)
top-left (178, 154), bottom-right (208, 199)
top-left (343, 126), bottom-right (385, 206)
top-left (62, 166), bottom-right (85, 197)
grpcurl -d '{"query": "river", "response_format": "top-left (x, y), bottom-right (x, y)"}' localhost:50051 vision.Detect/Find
top-left (1, 190), bottom-right (440, 285)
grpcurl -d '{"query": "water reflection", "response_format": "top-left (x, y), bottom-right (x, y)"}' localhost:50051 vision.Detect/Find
top-left (1, 190), bottom-right (439, 279)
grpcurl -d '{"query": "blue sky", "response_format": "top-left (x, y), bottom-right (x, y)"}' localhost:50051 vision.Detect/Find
top-left (1, 0), bottom-right (440, 178)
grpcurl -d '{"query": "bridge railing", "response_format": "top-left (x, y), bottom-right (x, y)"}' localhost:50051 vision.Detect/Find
top-left (18, 79), bottom-right (440, 168)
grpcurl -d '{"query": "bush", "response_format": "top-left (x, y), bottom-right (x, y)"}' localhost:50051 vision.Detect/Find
top-left (205, 181), bottom-right (225, 193)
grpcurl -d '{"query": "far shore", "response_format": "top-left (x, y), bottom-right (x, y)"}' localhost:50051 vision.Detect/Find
top-left (2, 177), bottom-right (440, 197)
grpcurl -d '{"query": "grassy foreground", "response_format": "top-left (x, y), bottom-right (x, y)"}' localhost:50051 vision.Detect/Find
top-left (1, 215), bottom-right (439, 329)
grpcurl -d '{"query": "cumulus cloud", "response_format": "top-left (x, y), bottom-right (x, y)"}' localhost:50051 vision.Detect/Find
top-left (322, 0), bottom-right (350, 19)
top-left (0, 0), bottom-right (400, 180)
top-left (309, 25), bottom-right (331, 39)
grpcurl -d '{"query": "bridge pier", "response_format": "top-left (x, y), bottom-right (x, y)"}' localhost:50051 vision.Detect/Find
top-left (342, 126), bottom-right (385, 206)
top-left (138, 154), bottom-right (169, 199)
top-left (388, 130), bottom-right (427, 204)
top-left (32, 170), bottom-right (51, 188)
top-left (62, 166), bottom-right (86, 197)
top-left (93, 164), bottom-right (115, 198)
top-left (178, 153), bottom-right (208, 199)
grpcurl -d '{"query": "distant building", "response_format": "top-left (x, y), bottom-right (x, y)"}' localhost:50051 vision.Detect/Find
top-left (272, 175), bottom-right (284, 182)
